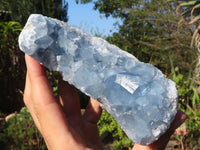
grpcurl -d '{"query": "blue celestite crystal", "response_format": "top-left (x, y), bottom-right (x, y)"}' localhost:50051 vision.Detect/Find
top-left (18, 14), bottom-right (178, 145)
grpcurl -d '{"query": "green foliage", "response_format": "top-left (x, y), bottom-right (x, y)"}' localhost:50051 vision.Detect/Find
top-left (175, 0), bottom-right (200, 51)
top-left (170, 58), bottom-right (200, 112)
top-left (75, 0), bottom-right (92, 4)
top-left (0, 0), bottom-right (68, 24)
top-left (0, 21), bottom-right (25, 113)
top-left (98, 110), bottom-right (132, 149)
top-left (0, 21), bottom-right (21, 35)
top-left (170, 58), bottom-right (200, 148)
top-left (176, 0), bottom-right (200, 25)
top-left (0, 107), bottom-right (47, 150)
top-left (0, 0), bottom-right (68, 114)
top-left (92, 0), bottom-right (197, 74)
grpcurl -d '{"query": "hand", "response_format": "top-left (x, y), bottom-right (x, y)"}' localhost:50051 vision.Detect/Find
top-left (132, 110), bottom-right (186, 150)
top-left (24, 54), bottom-right (103, 150)
top-left (24, 54), bottom-right (186, 150)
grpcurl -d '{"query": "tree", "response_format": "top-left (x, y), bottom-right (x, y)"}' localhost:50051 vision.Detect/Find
top-left (0, 0), bottom-right (68, 24)
top-left (0, 0), bottom-right (68, 113)
top-left (0, 9), bottom-right (11, 21)
top-left (75, 0), bottom-right (92, 4)
top-left (0, 21), bottom-right (24, 113)
top-left (176, 0), bottom-right (200, 82)
top-left (79, 0), bottom-right (197, 74)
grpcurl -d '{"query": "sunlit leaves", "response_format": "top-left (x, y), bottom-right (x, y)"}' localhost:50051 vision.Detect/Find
top-left (75, 0), bottom-right (92, 4)
top-left (94, 0), bottom-right (195, 74)
top-left (176, 0), bottom-right (200, 25)
top-left (0, 0), bottom-right (68, 24)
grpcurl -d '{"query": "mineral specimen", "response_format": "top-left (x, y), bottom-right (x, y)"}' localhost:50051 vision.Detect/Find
top-left (18, 14), bottom-right (178, 145)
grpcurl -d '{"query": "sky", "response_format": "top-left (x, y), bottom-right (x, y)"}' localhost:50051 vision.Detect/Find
top-left (65, 0), bottom-right (120, 36)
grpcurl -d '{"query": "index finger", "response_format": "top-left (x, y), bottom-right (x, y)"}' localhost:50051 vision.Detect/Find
top-left (25, 54), bottom-right (85, 149)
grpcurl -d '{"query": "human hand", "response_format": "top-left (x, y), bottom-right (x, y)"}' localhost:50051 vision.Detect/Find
top-left (24, 54), bottom-right (103, 150)
top-left (24, 54), bottom-right (186, 150)
top-left (132, 110), bottom-right (186, 150)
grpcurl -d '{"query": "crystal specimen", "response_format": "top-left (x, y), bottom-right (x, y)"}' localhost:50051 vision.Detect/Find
top-left (18, 14), bottom-right (178, 145)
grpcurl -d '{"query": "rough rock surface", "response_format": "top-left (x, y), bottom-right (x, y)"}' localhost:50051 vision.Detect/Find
top-left (18, 14), bottom-right (178, 145)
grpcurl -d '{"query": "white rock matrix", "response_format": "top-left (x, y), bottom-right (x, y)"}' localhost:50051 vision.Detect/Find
top-left (18, 14), bottom-right (178, 145)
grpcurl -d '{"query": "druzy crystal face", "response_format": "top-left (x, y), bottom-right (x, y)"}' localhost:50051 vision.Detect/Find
top-left (19, 14), bottom-right (178, 145)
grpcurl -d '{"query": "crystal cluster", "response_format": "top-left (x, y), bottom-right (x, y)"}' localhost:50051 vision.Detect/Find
top-left (18, 14), bottom-right (178, 145)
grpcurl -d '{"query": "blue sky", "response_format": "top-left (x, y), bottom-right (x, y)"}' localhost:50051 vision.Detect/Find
top-left (65, 0), bottom-right (119, 36)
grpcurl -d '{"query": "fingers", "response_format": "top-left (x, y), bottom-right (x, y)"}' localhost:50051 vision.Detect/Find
top-left (58, 76), bottom-right (81, 118)
top-left (24, 72), bottom-right (42, 131)
top-left (24, 54), bottom-right (85, 149)
top-left (132, 110), bottom-right (186, 150)
top-left (83, 98), bottom-right (102, 124)
top-left (157, 111), bottom-right (186, 141)
top-left (166, 110), bottom-right (186, 135)
top-left (25, 54), bottom-right (55, 106)
top-left (150, 110), bottom-right (186, 150)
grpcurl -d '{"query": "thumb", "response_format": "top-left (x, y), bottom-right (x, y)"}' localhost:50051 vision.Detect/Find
top-left (133, 110), bottom-right (186, 150)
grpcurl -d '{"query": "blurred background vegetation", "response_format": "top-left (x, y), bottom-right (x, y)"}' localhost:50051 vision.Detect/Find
top-left (0, 0), bottom-right (200, 149)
